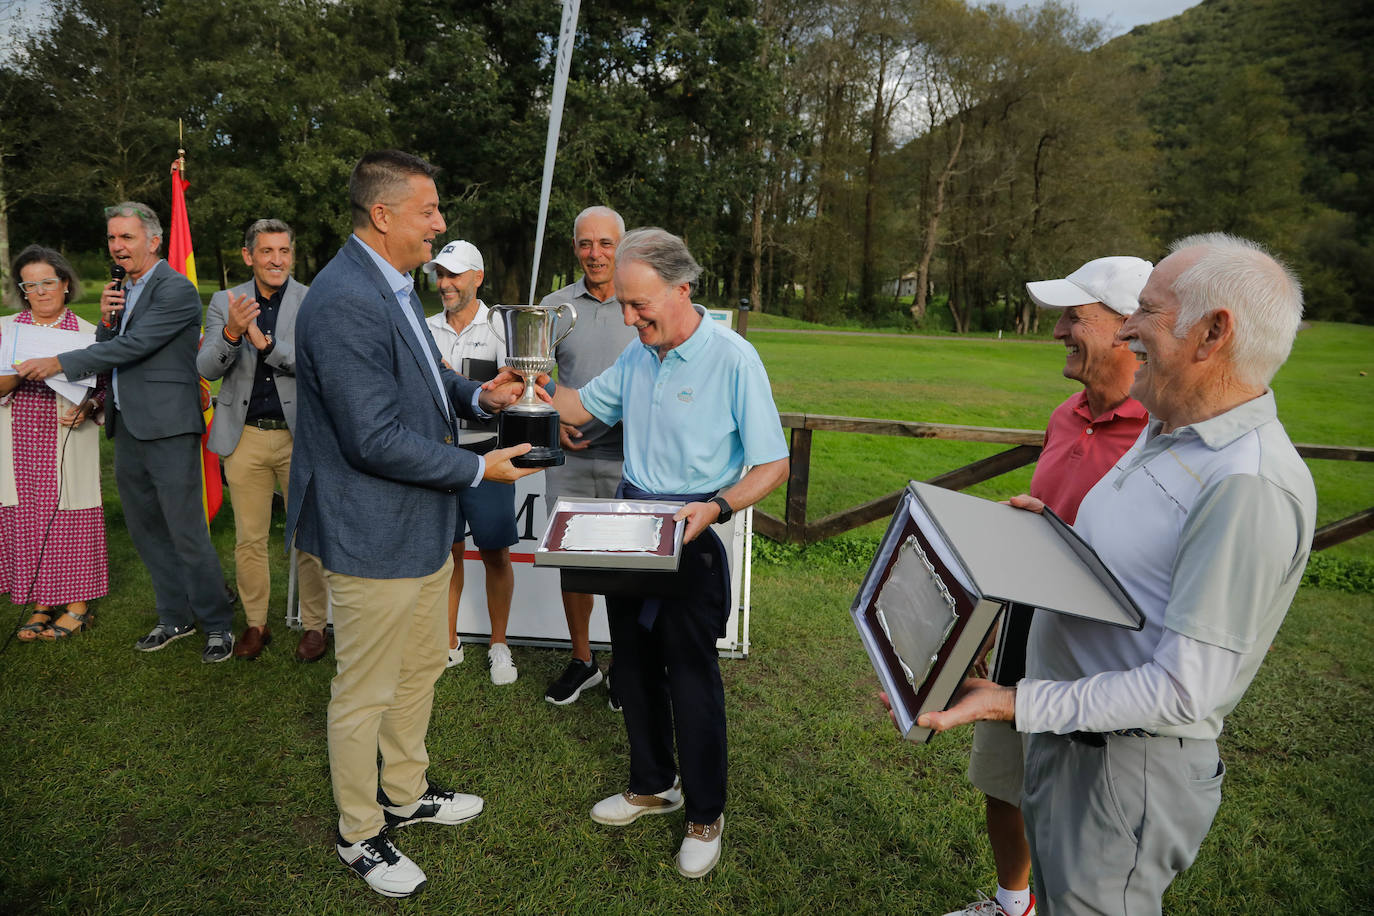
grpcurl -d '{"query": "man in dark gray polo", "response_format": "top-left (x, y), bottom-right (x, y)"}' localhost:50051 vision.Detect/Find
top-left (539, 205), bottom-right (638, 706)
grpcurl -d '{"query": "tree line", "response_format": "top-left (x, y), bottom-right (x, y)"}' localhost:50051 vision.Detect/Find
top-left (1, 0), bottom-right (1367, 326)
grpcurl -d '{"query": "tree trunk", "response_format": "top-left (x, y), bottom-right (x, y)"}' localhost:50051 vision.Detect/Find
top-left (911, 119), bottom-right (964, 324)
top-left (0, 159), bottom-right (15, 311)
top-left (858, 48), bottom-right (889, 317)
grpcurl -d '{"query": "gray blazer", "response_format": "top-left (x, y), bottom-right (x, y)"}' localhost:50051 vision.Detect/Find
top-left (59, 260), bottom-right (205, 441)
top-left (285, 237), bottom-right (487, 580)
top-left (197, 277), bottom-right (308, 456)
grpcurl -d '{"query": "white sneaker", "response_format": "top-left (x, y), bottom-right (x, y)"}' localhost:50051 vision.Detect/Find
top-left (380, 780), bottom-right (484, 829)
top-left (447, 644), bottom-right (464, 668)
top-left (590, 778), bottom-right (683, 825)
top-left (488, 642), bottom-right (517, 685)
top-left (336, 831), bottom-right (426, 898)
top-left (676, 814), bottom-right (724, 878)
top-left (941, 892), bottom-right (1037, 916)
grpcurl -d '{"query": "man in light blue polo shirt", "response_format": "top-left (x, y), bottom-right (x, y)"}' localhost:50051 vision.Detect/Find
top-left (551, 227), bottom-right (789, 879)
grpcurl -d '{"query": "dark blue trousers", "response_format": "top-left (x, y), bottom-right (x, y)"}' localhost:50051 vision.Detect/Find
top-left (606, 532), bottom-right (730, 824)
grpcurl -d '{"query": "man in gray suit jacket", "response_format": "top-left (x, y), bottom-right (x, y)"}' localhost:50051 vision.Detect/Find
top-left (284, 150), bottom-right (543, 898)
top-left (198, 218), bottom-right (328, 662)
top-left (21, 201), bottom-right (234, 662)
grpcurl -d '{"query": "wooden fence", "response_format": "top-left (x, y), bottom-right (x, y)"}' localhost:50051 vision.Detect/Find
top-left (752, 412), bottom-right (1374, 552)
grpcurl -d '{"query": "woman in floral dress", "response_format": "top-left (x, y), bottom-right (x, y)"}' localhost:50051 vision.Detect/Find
top-left (1, 245), bottom-right (108, 639)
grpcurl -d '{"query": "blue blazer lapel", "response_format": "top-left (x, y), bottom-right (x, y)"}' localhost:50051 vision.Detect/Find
top-left (124, 261), bottom-right (166, 333)
top-left (342, 238), bottom-right (450, 422)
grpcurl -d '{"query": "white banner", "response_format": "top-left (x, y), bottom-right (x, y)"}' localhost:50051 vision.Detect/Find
top-left (287, 471), bottom-right (753, 657)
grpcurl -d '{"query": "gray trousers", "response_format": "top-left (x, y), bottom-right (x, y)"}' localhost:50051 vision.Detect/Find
top-left (114, 421), bottom-right (232, 632)
top-left (1022, 731), bottom-right (1225, 915)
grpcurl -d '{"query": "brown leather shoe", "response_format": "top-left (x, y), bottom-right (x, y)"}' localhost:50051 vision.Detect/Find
top-left (233, 625), bottom-right (271, 660)
top-left (295, 628), bottom-right (327, 662)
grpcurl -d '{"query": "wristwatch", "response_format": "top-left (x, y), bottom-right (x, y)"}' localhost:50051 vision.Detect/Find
top-left (709, 495), bottom-right (733, 524)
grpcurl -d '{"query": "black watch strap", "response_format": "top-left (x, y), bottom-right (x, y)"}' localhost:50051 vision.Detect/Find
top-left (710, 495), bottom-right (733, 524)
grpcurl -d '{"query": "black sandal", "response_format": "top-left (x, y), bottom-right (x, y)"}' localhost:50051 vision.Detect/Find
top-left (16, 607), bottom-right (54, 642)
top-left (40, 607), bottom-right (93, 640)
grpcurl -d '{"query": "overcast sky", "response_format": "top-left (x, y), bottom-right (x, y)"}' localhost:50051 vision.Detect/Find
top-left (1003, 0), bottom-right (1203, 34)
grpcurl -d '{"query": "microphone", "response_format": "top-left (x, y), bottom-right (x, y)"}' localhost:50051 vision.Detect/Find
top-left (110, 264), bottom-right (127, 331)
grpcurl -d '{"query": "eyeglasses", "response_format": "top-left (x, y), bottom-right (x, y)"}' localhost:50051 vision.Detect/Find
top-left (19, 277), bottom-right (63, 293)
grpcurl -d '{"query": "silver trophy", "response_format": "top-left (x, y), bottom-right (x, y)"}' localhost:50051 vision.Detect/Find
top-left (487, 301), bottom-right (577, 467)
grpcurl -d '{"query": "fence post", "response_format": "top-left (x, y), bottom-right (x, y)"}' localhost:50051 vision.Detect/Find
top-left (785, 426), bottom-right (812, 542)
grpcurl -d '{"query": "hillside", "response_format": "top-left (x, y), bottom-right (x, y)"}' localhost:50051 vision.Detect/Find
top-left (1117, 0), bottom-right (1374, 321)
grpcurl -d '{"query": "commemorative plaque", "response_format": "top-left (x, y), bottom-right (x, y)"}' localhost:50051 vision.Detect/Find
top-left (535, 497), bottom-right (685, 572)
top-left (852, 482), bottom-right (1144, 743)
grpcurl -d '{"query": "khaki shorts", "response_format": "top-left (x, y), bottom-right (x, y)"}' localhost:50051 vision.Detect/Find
top-left (967, 719), bottom-right (1026, 806)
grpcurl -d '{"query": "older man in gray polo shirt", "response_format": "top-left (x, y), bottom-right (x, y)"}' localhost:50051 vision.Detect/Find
top-left (539, 205), bottom-right (638, 706)
top-left (922, 233), bottom-right (1316, 915)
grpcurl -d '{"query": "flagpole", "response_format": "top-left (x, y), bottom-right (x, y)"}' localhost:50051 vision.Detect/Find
top-left (528, 0), bottom-right (581, 306)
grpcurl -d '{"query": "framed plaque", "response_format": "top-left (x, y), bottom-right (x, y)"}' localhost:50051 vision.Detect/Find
top-left (535, 497), bottom-right (685, 572)
top-left (852, 482), bottom-right (1143, 743)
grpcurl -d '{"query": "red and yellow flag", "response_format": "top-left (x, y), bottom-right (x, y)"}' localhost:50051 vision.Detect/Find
top-left (169, 155), bottom-right (223, 525)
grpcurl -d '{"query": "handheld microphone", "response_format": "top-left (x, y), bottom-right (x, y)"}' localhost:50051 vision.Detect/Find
top-left (110, 264), bottom-right (127, 331)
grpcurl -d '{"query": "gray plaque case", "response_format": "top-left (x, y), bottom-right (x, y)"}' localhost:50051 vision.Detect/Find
top-left (852, 482), bottom-right (1143, 743)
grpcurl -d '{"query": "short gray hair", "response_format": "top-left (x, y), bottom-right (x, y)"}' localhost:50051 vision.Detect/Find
top-left (1168, 233), bottom-right (1303, 387)
top-left (244, 218), bottom-right (295, 251)
top-left (616, 227), bottom-right (702, 291)
top-left (104, 201), bottom-right (162, 240)
top-left (573, 206), bottom-right (625, 241)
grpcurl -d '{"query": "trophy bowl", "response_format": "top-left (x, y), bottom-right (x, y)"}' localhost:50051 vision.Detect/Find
top-left (488, 302), bottom-right (577, 467)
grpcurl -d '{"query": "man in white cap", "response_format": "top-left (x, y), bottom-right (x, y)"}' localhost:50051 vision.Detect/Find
top-left (926, 234), bottom-right (1315, 915)
top-left (942, 255), bottom-right (1152, 916)
top-left (423, 240), bottom-right (519, 686)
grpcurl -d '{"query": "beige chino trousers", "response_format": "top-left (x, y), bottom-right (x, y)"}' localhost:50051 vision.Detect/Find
top-left (223, 425), bottom-right (328, 630)
top-left (325, 556), bottom-right (452, 843)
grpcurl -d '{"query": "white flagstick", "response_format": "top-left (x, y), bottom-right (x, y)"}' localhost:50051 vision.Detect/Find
top-left (529, 0), bottom-right (582, 306)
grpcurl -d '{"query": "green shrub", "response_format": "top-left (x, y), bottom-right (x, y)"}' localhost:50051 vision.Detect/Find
top-left (1301, 552), bottom-right (1374, 593)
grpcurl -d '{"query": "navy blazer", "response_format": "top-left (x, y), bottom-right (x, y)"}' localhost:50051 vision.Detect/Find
top-left (197, 277), bottom-right (308, 456)
top-left (285, 237), bottom-right (486, 580)
top-left (58, 260), bottom-right (205, 441)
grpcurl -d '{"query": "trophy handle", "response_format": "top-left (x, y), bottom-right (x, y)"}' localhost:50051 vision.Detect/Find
top-left (551, 301), bottom-right (578, 347)
top-left (486, 307), bottom-right (505, 342)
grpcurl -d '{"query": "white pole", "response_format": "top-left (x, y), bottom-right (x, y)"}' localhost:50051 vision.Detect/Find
top-left (528, 0), bottom-right (582, 306)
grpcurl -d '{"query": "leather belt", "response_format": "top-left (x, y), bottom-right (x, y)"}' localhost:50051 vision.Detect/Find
top-left (1069, 728), bottom-right (1159, 747)
top-left (249, 418), bottom-right (290, 430)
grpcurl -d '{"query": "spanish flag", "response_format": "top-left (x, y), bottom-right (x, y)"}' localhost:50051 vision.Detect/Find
top-left (169, 155), bottom-right (224, 526)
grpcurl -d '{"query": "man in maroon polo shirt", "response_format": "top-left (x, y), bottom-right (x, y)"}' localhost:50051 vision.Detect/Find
top-left (943, 255), bottom-right (1153, 916)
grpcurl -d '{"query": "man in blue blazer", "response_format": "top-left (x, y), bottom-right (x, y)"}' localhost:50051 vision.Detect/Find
top-left (198, 218), bottom-right (328, 662)
top-left (284, 150), bottom-right (542, 899)
top-left (22, 201), bottom-right (235, 662)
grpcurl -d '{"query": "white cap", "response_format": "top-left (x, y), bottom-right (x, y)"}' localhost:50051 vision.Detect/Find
top-left (1025, 256), bottom-right (1153, 317)
top-left (423, 240), bottom-right (484, 277)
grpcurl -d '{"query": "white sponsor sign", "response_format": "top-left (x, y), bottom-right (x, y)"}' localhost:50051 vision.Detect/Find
top-left (287, 472), bottom-right (753, 657)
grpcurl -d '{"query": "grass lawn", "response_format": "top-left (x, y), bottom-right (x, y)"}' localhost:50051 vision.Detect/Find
top-left (1, 304), bottom-right (1368, 912)
top-left (748, 320), bottom-right (1374, 563)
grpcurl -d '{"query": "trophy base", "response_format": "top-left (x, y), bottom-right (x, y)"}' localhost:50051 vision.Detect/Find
top-left (499, 410), bottom-right (565, 468)
top-left (511, 446), bottom-right (566, 469)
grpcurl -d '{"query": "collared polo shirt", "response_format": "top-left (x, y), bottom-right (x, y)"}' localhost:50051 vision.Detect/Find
top-left (541, 278), bottom-right (638, 457)
top-left (1023, 391), bottom-right (1316, 739)
top-left (1030, 390), bottom-right (1148, 524)
top-left (579, 305), bottom-right (788, 494)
